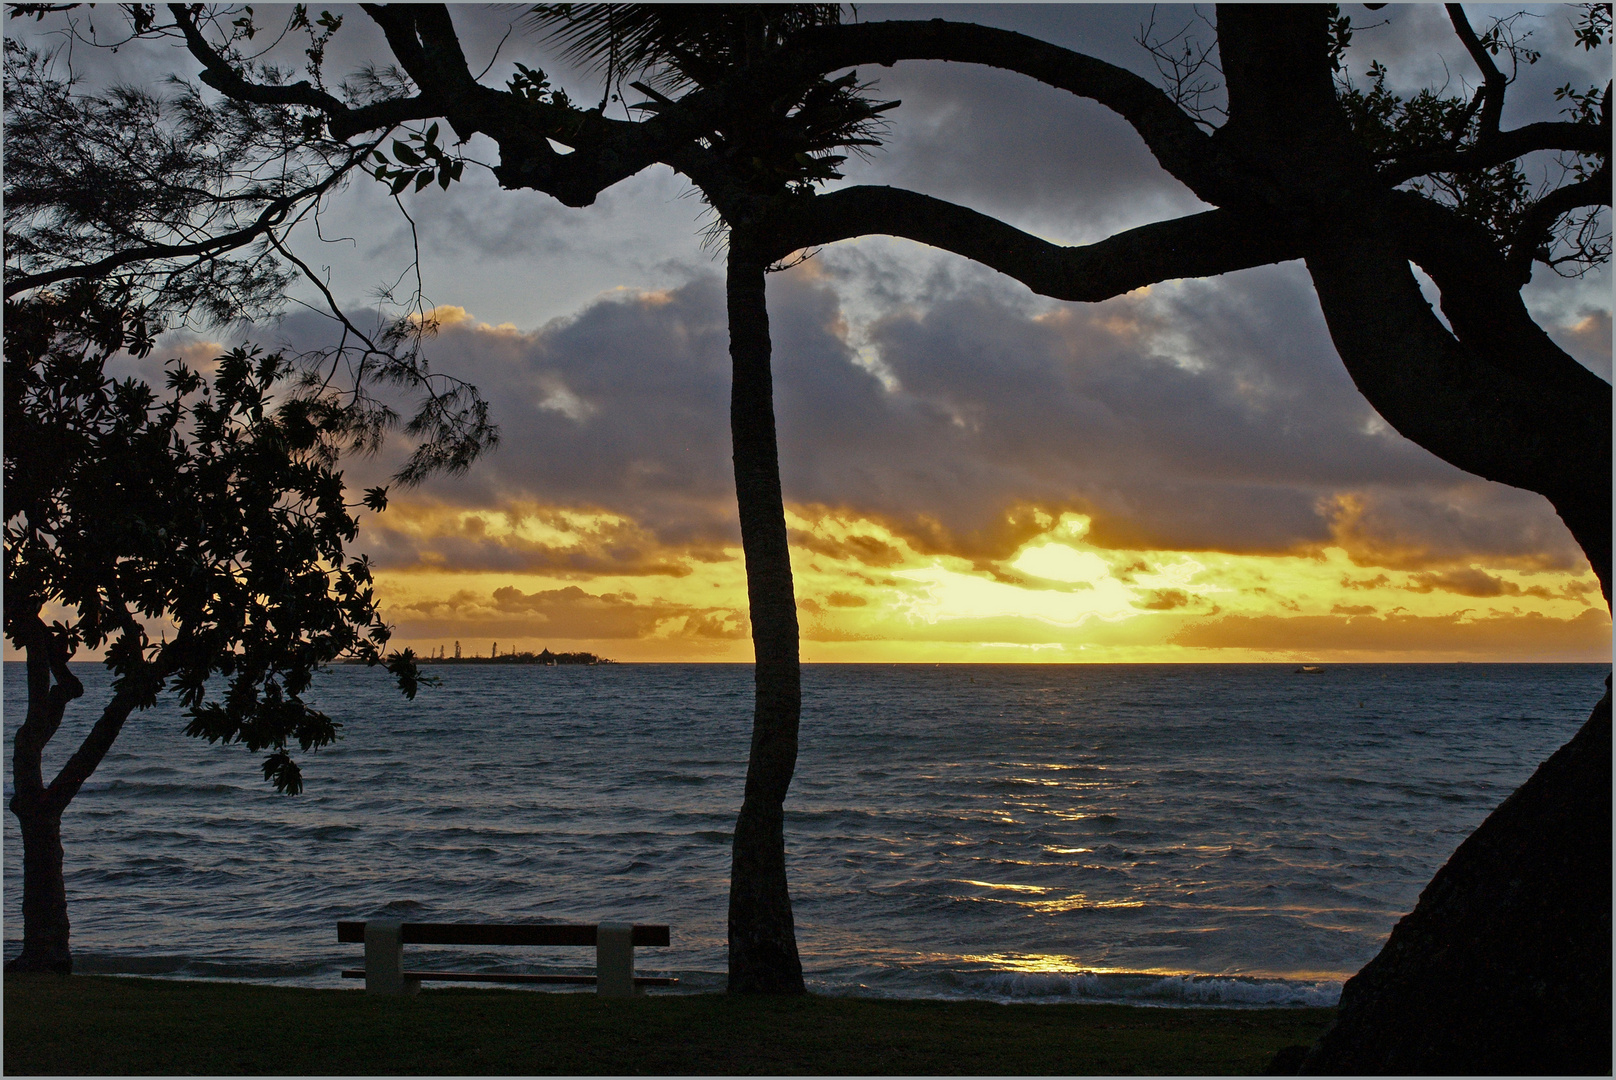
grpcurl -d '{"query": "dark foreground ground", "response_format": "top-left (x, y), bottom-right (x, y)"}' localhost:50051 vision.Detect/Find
top-left (5, 974), bottom-right (1334, 1075)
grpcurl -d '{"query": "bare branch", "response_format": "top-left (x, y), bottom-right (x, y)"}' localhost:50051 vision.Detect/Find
top-left (169, 3), bottom-right (345, 115)
top-left (4, 146), bottom-right (370, 299)
top-left (168, 3), bottom-right (439, 141)
top-left (1506, 162), bottom-right (1612, 280)
top-left (1135, 6), bottom-right (1225, 131)
top-left (264, 230), bottom-right (386, 358)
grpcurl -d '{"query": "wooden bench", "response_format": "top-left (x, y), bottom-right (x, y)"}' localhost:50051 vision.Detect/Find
top-left (337, 920), bottom-right (674, 997)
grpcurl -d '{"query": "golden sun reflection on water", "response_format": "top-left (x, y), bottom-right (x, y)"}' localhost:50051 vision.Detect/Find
top-left (957, 953), bottom-right (1154, 976)
top-left (1020, 896), bottom-right (1148, 914)
top-left (958, 880), bottom-right (1050, 894)
top-left (959, 953), bottom-right (1358, 984)
top-left (953, 880), bottom-right (1150, 914)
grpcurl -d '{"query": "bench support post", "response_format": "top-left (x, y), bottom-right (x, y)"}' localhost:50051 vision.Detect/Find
top-left (365, 919), bottom-right (419, 996)
top-left (596, 923), bottom-right (637, 997)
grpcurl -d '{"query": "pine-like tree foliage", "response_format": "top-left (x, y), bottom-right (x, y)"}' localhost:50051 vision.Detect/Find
top-left (3, 38), bottom-right (497, 489)
top-left (2, 38), bottom-right (344, 326)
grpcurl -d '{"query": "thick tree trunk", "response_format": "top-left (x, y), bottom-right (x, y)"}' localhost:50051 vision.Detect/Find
top-left (7, 631), bottom-right (78, 973)
top-left (1209, 13), bottom-right (1616, 1074)
top-left (6, 799), bottom-right (72, 973)
top-left (1295, 680), bottom-right (1612, 1074)
top-left (1388, 190), bottom-right (1613, 604)
top-left (724, 242), bottom-right (806, 994)
top-left (1305, 219), bottom-right (1612, 605)
top-left (6, 623), bottom-right (141, 975)
top-left (1214, 6), bottom-right (1614, 604)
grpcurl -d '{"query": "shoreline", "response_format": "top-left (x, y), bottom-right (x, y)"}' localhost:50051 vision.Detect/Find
top-left (34, 959), bottom-right (1349, 1009)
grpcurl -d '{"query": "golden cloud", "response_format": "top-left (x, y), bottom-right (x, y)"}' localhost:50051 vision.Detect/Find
top-left (364, 498), bottom-right (1608, 664)
top-left (365, 498), bottom-right (722, 578)
top-left (1169, 609), bottom-right (1611, 658)
top-left (491, 584), bottom-right (747, 640)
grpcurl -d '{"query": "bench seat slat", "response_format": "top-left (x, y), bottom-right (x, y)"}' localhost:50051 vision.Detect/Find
top-left (339, 969), bottom-right (677, 987)
top-left (337, 921), bottom-right (670, 947)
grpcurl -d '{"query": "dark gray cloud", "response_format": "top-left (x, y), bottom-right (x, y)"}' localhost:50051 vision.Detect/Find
top-left (1323, 484), bottom-right (1589, 572)
top-left (489, 585), bottom-right (744, 640)
top-left (765, 260), bottom-right (1472, 557)
top-left (358, 506), bottom-right (715, 579)
top-left (835, 63), bottom-right (1206, 240)
top-left (258, 255), bottom-right (1589, 574)
top-left (1401, 567), bottom-right (1593, 601)
top-left (836, 6), bottom-right (1212, 238)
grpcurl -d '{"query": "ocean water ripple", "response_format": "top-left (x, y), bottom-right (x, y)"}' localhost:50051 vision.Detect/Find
top-left (3, 662), bottom-right (1604, 1006)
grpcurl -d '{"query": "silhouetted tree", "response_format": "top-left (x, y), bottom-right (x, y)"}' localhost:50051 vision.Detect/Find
top-left (3, 24), bottom-right (497, 973)
top-left (4, 283), bottom-right (423, 972)
top-left (755, 8), bottom-right (1610, 1064)
top-left (764, 4), bottom-right (1609, 605)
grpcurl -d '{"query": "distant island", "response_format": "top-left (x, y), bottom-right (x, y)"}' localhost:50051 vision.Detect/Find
top-left (419, 647), bottom-right (612, 665)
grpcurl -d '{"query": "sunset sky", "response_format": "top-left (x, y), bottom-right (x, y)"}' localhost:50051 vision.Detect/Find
top-left (29, 4), bottom-right (1612, 663)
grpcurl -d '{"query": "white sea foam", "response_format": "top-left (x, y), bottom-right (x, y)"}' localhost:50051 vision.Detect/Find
top-left (962, 969), bottom-right (1343, 1007)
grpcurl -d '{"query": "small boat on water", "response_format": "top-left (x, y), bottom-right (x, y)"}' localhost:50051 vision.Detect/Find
top-left (1295, 665), bottom-right (1325, 674)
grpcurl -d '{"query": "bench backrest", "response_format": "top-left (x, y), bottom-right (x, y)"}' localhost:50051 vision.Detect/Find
top-left (336, 922), bottom-right (670, 947)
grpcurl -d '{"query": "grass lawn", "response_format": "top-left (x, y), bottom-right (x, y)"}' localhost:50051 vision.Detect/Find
top-left (4, 974), bottom-right (1334, 1075)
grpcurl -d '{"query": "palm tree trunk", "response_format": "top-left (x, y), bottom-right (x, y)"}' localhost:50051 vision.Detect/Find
top-left (724, 239), bottom-right (806, 994)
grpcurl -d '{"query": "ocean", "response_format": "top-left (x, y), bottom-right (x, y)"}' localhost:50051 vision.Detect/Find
top-left (3, 661), bottom-right (1605, 1007)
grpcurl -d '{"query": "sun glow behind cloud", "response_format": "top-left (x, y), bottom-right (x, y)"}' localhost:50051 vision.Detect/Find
top-left (370, 500), bottom-right (1608, 663)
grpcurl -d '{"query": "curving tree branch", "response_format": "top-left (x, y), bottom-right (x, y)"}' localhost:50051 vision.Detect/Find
top-left (766, 188), bottom-right (1297, 301)
top-left (1380, 119), bottom-right (1609, 186)
top-left (4, 203), bottom-right (285, 297)
top-left (775, 19), bottom-right (1230, 204)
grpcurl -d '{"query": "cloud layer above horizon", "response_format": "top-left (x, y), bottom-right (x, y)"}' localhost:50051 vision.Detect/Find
top-left (326, 254), bottom-right (1605, 662)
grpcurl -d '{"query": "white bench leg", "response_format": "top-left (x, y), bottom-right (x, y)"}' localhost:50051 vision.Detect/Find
top-left (596, 923), bottom-right (637, 997)
top-left (365, 919), bottom-right (419, 996)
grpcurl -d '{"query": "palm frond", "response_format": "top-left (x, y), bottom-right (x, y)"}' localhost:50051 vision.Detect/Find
top-left (523, 4), bottom-right (843, 92)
